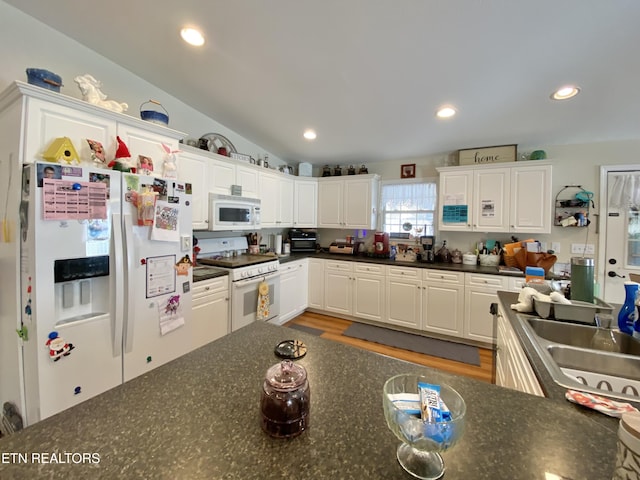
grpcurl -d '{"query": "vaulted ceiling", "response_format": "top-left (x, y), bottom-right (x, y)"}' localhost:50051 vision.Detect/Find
top-left (7, 0), bottom-right (640, 164)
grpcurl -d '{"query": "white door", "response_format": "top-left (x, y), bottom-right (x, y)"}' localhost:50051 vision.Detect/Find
top-left (353, 273), bottom-right (385, 322)
top-left (308, 259), bottom-right (324, 309)
top-left (236, 164), bottom-right (260, 198)
top-left (510, 165), bottom-right (552, 234)
top-left (259, 173), bottom-right (279, 227)
top-left (278, 177), bottom-right (295, 227)
top-left (601, 168), bottom-right (640, 304)
top-left (473, 168), bottom-right (510, 232)
top-left (318, 180), bottom-right (344, 227)
top-left (385, 277), bottom-right (422, 329)
top-left (344, 178), bottom-right (373, 229)
top-left (178, 149), bottom-right (208, 230)
top-left (423, 282), bottom-right (464, 337)
top-left (438, 170), bottom-right (473, 231)
top-left (121, 171), bottom-right (193, 382)
top-left (294, 179), bottom-right (318, 227)
top-left (324, 270), bottom-right (352, 315)
top-left (208, 158), bottom-right (236, 195)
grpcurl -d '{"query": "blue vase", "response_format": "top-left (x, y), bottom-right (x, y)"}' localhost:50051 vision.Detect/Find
top-left (618, 281), bottom-right (639, 335)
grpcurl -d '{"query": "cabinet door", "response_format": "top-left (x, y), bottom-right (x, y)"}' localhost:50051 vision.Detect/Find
top-left (278, 177), bottom-right (295, 227)
top-left (236, 164), bottom-right (260, 199)
top-left (117, 124), bottom-right (180, 166)
top-left (259, 173), bottom-right (280, 227)
top-left (279, 267), bottom-right (299, 322)
top-left (464, 287), bottom-right (499, 344)
top-left (294, 179), bottom-right (318, 227)
top-left (24, 97), bottom-right (117, 164)
top-left (510, 164), bottom-right (552, 234)
top-left (178, 150), bottom-right (208, 229)
top-left (353, 273), bottom-right (385, 322)
top-left (473, 168), bottom-right (510, 232)
top-left (385, 276), bottom-right (422, 329)
top-left (308, 259), bottom-right (325, 309)
top-left (318, 180), bottom-right (344, 228)
top-left (192, 290), bottom-right (229, 350)
top-left (208, 158), bottom-right (236, 195)
top-left (438, 170), bottom-right (473, 231)
top-left (422, 282), bottom-right (464, 337)
top-left (324, 262), bottom-right (353, 315)
top-left (344, 177), bottom-right (374, 229)
top-left (295, 260), bottom-right (309, 312)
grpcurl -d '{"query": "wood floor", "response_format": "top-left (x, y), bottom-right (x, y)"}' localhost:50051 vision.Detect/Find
top-left (284, 311), bottom-right (495, 384)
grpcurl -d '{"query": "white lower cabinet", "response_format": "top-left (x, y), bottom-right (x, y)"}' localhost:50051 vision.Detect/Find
top-left (422, 270), bottom-right (464, 337)
top-left (279, 260), bottom-right (309, 323)
top-left (464, 273), bottom-right (508, 344)
top-left (386, 266), bottom-right (422, 329)
top-left (495, 304), bottom-right (544, 396)
top-left (308, 258), bottom-right (325, 309)
top-left (324, 261), bottom-right (353, 315)
top-left (191, 276), bottom-right (229, 350)
top-left (352, 263), bottom-right (386, 322)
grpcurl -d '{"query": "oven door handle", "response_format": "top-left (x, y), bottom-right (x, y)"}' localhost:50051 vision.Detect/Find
top-left (233, 271), bottom-right (280, 288)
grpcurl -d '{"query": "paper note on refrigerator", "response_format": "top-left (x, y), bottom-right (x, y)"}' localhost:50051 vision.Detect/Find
top-left (42, 179), bottom-right (108, 220)
top-left (158, 294), bottom-right (184, 335)
top-left (150, 199), bottom-right (180, 242)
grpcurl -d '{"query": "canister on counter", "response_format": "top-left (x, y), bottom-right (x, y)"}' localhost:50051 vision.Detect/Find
top-left (571, 257), bottom-right (594, 303)
top-left (613, 412), bottom-right (640, 479)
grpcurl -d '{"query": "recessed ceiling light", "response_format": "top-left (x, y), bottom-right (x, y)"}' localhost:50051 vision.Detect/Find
top-left (303, 129), bottom-right (317, 140)
top-left (551, 85), bottom-right (580, 100)
top-left (436, 105), bottom-right (457, 118)
top-left (180, 27), bottom-right (205, 47)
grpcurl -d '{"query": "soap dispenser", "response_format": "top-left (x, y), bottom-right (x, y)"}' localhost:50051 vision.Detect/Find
top-left (618, 281), bottom-right (639, 335)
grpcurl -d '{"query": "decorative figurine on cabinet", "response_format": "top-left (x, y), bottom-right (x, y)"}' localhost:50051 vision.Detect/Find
top-left (74, 74), bottom-right (128, 113)
top-left (108, 136), bottom-right (136, 173)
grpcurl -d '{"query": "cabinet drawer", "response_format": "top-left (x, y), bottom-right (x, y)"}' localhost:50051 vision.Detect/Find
top-left (465, 273), bottom-right (508, 289)
top-left (280, 261), bottom-right (306, 273)
top-left (325, 260), bottom-right (353, 272)
top-left (508, 277), bottom-right (526, 291)
top-left (387, 266), bottom-right (420, 278)
top-left (354, 263), bottom-right (385, 275)
top-left (423, 269), bottom-right (464, 284)
top-left (193, 276), bottom-right (228, 299)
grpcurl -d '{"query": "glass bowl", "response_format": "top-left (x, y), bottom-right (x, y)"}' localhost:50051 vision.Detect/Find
top-left (383, 374), bottom-right (466, 479)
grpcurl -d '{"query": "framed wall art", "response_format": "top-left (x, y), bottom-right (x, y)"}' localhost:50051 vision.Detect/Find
top-left (401, 163), bottom-right (416, 178)
top-left (458, 144), bottom-right (517, 166)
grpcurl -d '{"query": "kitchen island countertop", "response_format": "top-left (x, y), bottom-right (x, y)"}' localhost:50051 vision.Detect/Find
top-left (0, 320), bottom-right (618, 479)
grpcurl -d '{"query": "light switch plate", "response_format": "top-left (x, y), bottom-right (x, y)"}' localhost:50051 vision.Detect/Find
top-left (181, 235), bottom-right (192, 252)
top-left (551, 242), bottom-right (561, 253)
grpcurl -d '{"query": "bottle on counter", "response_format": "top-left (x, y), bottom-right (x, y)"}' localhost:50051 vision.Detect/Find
top-left (618, 281), bottom-right (639, 335)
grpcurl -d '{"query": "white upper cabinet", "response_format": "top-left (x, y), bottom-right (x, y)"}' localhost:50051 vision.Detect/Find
top-left (207, 156), bottom-right (260, 199)
top-left (438, 162), bottom-right (552, 234)
top-left (293, 178), bottom-right (318, 228)
top-left (509, 164), bottom-right (552, 234)
top-left (178, 149), bottom-right (208, 230)
top-left (259, 171), bottom-right (294, 228)
top-left (318, 174), bottom-right (380, 229)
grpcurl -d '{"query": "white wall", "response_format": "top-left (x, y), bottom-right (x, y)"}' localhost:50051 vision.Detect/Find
top-left (0, 1), bottom-right (284, 166)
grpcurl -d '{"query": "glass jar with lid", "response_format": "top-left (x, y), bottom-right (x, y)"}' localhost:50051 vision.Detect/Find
top-left (260, 360), bottom-right (310, 438)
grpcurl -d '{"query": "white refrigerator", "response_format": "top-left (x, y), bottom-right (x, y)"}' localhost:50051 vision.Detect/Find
top-left (19, 162), bottom-right (193, 424)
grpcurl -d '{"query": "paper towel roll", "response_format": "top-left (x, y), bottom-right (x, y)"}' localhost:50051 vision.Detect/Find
top-left (275, 234), bottom-right (282, 254)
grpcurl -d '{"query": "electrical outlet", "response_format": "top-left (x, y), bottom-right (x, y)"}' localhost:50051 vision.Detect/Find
top-left (551, 242), bottom-right (561, 253)
top-left (180, 235), bottom-right (192, 252)
top-left (540, 242), bottom-right (548, 252)
top-left (571, 243), bottom-right (595, 255)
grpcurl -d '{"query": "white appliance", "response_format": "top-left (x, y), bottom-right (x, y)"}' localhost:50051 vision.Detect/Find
top-left (18, 162), bottom-right (193, 425)
top-left (197, 237), bottom-right (280, 330)
top-left (208, 193), bottom-right (261, 231)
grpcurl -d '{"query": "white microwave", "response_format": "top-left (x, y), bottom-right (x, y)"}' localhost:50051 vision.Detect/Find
top-left (208, 193), bottom-right (261, 231)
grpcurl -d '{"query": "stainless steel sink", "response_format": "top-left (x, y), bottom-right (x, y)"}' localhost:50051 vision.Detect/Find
top-left (526, 318), bottom-right (640, 355)
top-left (520, 316), bottom-right (640, 402)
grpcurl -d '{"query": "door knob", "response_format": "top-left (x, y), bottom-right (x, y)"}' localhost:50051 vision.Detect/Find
top-left (608, 271), bottom-right (626, 278)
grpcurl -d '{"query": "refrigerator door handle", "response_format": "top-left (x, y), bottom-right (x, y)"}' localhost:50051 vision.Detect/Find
top-left (112, 213), bottom-right (124, 357)
top-left (123, 213), bottom-right (136, 354)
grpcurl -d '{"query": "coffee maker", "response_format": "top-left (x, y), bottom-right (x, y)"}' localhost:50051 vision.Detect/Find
top-left (374, 232), bottom-right (390, 256)
top-left (421, 235), bottom-right (435, 263)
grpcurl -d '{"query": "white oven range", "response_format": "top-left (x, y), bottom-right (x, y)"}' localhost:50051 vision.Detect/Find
top-left (196, 237), bottom-right (280, 331)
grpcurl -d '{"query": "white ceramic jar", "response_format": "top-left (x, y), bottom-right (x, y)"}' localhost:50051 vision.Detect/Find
top-left (613, 412), bottom-right (640, 479)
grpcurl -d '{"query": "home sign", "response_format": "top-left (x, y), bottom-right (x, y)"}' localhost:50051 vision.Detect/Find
top-left (458, 144), bottom-right (517, 166)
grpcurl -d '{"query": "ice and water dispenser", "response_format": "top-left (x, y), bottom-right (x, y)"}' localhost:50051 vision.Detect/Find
top-left (53, 256), bottom-right (110, 324)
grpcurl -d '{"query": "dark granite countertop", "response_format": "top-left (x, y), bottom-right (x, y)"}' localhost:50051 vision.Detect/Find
top-left (192, 266), bottom-right (229, 282)
top-left (0, 321), bottom-right (618, 479)
top-left (280, 252), bottom-right (540, 278)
